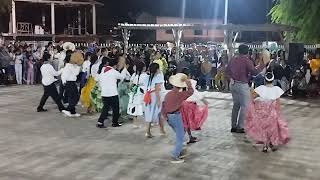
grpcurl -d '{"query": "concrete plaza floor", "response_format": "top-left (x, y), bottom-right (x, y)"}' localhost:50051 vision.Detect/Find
top-left (0, 85), bottom-right (319, 180)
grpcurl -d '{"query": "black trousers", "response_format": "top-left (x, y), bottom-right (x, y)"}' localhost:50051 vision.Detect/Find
top-left (38, 83), bottom-right (65, 111)
top-left (98, 96), bottom-right (120, 125)
top-left (65, 81), bottom-right (79, 114)
top-left (59, 81), bottom-right (68, 104)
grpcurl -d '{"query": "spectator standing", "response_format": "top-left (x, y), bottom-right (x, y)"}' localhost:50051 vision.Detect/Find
top-left (14, 49), bottom-right (23, 85)
top-left (26, 55), bottom-right (35, 85)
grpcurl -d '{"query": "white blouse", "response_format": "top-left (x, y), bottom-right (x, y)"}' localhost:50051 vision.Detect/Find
top-left (254, 85), bottom-right (284, 101)
top-left (186, 79), bottom-right (204, 103)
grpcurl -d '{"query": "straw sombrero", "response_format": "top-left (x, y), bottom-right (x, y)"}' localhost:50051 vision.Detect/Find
top-left (169, 73), bottom-right (188, 88)
top-left (70, 52), bottom-right (84, 65)
top-left (62, 42), bottom-right (76, 51)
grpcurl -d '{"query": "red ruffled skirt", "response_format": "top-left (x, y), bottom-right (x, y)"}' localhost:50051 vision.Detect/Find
top-left (245, 99), bottom-right (290, 146)
top-left (180, 101), bottom-right (208, 131)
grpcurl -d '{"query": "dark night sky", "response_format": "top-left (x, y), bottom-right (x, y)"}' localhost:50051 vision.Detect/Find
top-left (97, 0), bottom-right (272, 25)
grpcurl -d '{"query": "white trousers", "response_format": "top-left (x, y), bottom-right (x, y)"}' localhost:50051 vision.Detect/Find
top-left (15, 64), bottom-right (22, 85)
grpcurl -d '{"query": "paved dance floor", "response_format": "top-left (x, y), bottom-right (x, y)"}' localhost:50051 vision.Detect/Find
top-left (0, 85), bottom-right (319, 180)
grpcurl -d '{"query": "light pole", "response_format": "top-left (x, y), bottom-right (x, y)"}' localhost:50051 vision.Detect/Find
top-left (224, 0), bottom-right (229, 45)
top-left (224, 0), bottom-right (228, 25)
top-left (224, 0), bottom-right (230, 55)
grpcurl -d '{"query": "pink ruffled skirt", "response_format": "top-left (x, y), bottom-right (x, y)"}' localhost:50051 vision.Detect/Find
top-left (180, 101), bottom-right (208, 131)
top-left (245, 100), bottom-right (290, 146)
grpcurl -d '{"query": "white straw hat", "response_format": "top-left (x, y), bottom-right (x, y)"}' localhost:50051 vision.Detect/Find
top-left (169, 73), bottom-right (188, 88)
top-left (62, 42), bottom-right (76, 51)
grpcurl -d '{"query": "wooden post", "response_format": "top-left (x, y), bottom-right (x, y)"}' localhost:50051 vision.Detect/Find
top-left (42, 9), bottom-right (46, 27)
top-left (78, 9), bottom-right (81, 35)
top-left (84, 8), bottom-right (87, 34)
top-left (51, 3), bottom-right (55, 34)
top-left (11, 0), bottom-right (16, 34)
top-left (92, 4), bottom-right (96, 35)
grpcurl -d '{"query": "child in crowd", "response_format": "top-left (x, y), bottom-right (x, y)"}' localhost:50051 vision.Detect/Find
top-left (14, 49), bottom-right (23, 85)
top-left (26, 55), bottom-right (34, 85)
top-left (161, 73), bottom-right (194, 164)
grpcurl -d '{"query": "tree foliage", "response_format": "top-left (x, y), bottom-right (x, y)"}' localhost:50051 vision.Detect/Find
top-left (0, 0), bottom-right (11, 14)
top-left (270, 0), bottom-right (320, 43)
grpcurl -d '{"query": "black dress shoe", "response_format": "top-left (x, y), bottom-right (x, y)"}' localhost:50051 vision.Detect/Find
top-left (236, 128), bottom-right (245, 133)
top-left (112, 123), bottom-right (122, 127)
top-left (262, 147), bottom-right (268, 153)
top-left (231, 128), bottom-right (237, 133)
top-left (37, 108), bottom-right (48, 112)
top-left (96, 124), bottom-right (107, 128)
top-left (187, 136), bottom-right (198, 144)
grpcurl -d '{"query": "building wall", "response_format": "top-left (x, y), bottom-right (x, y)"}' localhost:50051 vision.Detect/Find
top-left (156, 17), bottom-right (224, 43)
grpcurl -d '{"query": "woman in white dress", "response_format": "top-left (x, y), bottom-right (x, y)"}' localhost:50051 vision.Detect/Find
top-left (127, 62), bottom-right (147, 128)
top-left (144, 63), bottom-right (165, 138)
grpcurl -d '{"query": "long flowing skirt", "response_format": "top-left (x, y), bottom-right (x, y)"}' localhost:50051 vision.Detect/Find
top-left (180, 101), bottom-right (208, 131)
top-left (127, 87), bottom-right (145, 116)
top-left (80, 76), bottom-right (96, 108)
top-left (245, 100), bottom-right (290, 146)
top-left (90, 83), bottom-right (103, 113)
top-left (118, 81), bottom-right (130, 115)
top-left (144, 92), bottom-right (161, 123)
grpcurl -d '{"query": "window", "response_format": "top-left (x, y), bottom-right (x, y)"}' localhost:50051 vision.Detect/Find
top-left (165, 30), bottom-right (173, 34)
top-left (194, 30), bottom-right (203, 35)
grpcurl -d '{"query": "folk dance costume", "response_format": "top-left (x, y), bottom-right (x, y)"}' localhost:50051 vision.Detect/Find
top-left (90, 59), bottom-right (103, 113)
top-left (180, 79), bottom-right (208, 143)
top-left (96, 61), bottom-right (128, 128)
top-left (118, 69), bottom-right (131, 115)
top-left (80, 59), bottom-right (96, 111)
top-left (79, 58), bottom-right (91, 94)
top-left (127, 72), bottom-right (148, 116)
top-left (61, 52), bottom-right (82, 117)
top-left (37, 61), bottom-right (65, 112)
top-left (161, 73), bottom-right (194, 164)
top-left (245, 72), bottom-right (290, 152)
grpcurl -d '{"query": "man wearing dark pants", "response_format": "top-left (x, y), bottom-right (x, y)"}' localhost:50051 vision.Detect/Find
top-left (226, 45), bottom-right (266, 133)
top-left (64, 81), bottom-right (79, 115)
top-left (96, 57), bottom-right (127, 128)
top-left (37, 59), bottom-right (65, 112)
top-left (98, 96), bottom-right (120, 127)
top-left (61, 60), bottom-right (81, 117)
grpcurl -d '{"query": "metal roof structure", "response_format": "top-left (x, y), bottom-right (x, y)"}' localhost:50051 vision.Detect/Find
top-left (118, 23), bottom-right (295, 32)
top-left (14, 0), bottom-right (104, 6)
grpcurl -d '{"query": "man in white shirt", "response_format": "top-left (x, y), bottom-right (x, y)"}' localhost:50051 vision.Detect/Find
top-left (61, 59), bottom-right (81, 117)
top-left (37, 59), bottom-right (65, 112)
top-left (96, 57), bottom-right (128, 128)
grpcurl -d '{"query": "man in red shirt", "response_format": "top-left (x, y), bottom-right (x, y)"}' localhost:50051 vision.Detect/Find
top-left (226, 45), bottom-right (266, 133)
top-left (161, 73), bottom-right (194, 164)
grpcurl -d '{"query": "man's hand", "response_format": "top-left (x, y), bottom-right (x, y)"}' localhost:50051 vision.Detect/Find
top-left (180, 74), bottom-right (188, 82)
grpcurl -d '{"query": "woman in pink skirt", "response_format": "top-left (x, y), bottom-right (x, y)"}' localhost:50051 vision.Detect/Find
top-left (245, 72), bottom-right (290, 153)
top-left (180, 68), bottom-right (209, 144)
